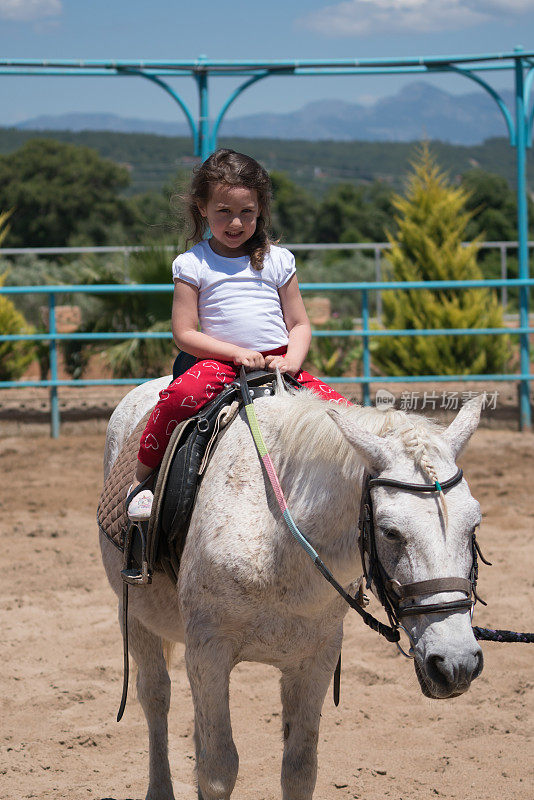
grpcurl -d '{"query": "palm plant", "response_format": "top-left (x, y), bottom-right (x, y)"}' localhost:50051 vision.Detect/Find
top-left (71, 243), bottom-right (182, 379)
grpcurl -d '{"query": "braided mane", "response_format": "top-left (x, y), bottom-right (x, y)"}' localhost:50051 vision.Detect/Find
top-left (275, 389), bottom-right (449, 489)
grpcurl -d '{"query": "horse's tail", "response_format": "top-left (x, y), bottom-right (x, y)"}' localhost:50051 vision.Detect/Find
top-left (163, 639), bottom-right (176, 668)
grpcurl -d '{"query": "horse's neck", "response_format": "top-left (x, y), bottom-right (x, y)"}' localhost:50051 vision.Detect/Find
top-left (262, 413), bottom-right (365, 566)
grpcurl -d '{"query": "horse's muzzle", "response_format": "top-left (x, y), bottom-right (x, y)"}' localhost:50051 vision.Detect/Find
top-left (415, 645), bottom-right (484, 699)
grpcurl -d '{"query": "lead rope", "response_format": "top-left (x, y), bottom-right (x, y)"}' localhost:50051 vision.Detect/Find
top-left (239, 370), bottom-right (534, 684)
top-left (239, 368), bottom-right (399, 703)
top-left (239, 368), bottom-right (398, 643)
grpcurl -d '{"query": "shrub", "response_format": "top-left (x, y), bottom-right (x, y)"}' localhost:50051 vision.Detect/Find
top-left (0, 272), bottom-right (35, 380)
top-left (373, 145), bottom-right (509, 377)
top-left (306, 317), bottom-right (366, 377)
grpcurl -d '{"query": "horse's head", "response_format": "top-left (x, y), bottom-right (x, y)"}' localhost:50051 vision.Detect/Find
top-left (329, 397), bottom-right (484, 699)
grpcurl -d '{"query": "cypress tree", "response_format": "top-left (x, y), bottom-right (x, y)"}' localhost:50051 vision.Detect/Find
top-left (373, 145), bottom-right (509, 376)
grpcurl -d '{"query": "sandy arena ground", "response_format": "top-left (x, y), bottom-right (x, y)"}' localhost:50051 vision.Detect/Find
top-left (1, 411), bottom-right (533, 799)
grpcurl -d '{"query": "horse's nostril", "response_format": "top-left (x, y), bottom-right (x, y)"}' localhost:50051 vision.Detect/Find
top-left (425, 653), bottom-right (449, 686)
top-left (425, 647), bottom-right (484, 689)
top-left (472, 648), bottom-right (484, 679)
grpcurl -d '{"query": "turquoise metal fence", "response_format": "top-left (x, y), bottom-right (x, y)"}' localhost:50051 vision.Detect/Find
top-left (2, 49), bottom-right (532, 425)
top-left (1, 278), bottom-right (532, 437)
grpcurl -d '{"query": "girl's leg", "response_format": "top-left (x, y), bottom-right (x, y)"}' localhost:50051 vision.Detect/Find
top-left (137, 360), bottom-right (238, 470)
top-left (129, 360), bottom-right (238, 520)
top-left (295, 368), bottom-right (352, 406)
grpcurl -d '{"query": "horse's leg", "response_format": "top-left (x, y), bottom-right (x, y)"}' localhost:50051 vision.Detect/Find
top-left (126, 613), bottom-right (175, 800)
top-left (185, 633), bottom-right (238, 800)
top-left (280, 646), bottom-right (339, 800)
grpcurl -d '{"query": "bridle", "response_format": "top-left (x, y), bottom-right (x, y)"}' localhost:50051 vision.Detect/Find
top-left (237, 370), bottom-right (490, 656)
top-left (237, 367), bottom-right (533, 675)
top-left (358, 467), bottom-right (488, 657)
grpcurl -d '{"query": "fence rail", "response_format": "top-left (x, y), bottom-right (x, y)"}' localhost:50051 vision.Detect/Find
top-left (1, 274), bottom-right (532, 436)
top-left (3, 241), bottom-right (532, 323)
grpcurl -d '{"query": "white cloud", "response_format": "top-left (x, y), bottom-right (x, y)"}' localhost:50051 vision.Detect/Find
top-left (301, 0), bottom-right (531, 37)
top-left (482, 0), bottom-right (532, 10)
top-left (0, 0), bottom-right (62, 21)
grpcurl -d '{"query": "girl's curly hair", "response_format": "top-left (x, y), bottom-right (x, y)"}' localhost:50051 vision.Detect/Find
top-left (185, 149), bottom-right (273, 271)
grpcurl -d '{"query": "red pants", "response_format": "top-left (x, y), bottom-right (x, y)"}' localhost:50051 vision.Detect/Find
top-left (138, 348), bottom-right (351, 469)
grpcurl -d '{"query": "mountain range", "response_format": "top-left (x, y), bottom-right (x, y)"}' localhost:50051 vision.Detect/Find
top-left (15, 82), bottom-right (513, 145)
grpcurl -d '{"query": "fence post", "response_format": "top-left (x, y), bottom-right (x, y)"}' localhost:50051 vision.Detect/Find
top-left (361, 289), bottom-right (371, 406)
top-left (374, 246), bottom-right (382, 321)
top-left (514, 56), bottom-right (532, 430)
top-left (48, 292), bottom-right (60, 438)
top-left (500, 244), bottom-right (507, 309)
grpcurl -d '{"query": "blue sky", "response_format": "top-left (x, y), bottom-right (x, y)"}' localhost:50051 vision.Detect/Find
top-left (1, 0), bottom-right (534, 133)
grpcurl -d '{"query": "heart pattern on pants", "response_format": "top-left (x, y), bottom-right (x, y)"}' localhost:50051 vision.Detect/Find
top-left (136, 358), bottom-right (351, 470)
top-left (181, 396), bottom-right (197, 408)
top-left (144, 433), bottom-right (159, 450)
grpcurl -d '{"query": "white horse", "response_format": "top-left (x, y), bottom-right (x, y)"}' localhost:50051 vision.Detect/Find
top-left (100, 379), bottom-right (484, 800)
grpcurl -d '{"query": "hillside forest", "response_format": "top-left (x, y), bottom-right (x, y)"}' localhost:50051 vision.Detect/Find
top-left (0, 133), bottom-right (530, 380)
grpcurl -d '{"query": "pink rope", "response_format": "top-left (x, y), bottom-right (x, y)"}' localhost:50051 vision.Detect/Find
top-left (262, 454), bottom-right (288, 512)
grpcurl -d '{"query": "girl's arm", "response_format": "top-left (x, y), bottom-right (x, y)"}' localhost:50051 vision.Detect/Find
top-left (265, 274), bottom-right (312, 376)
top-left (172, 280), bottom-right (266, 369)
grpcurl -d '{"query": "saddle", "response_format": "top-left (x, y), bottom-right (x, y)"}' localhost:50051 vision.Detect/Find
top-left (97, 369), bottom-right (299, 587)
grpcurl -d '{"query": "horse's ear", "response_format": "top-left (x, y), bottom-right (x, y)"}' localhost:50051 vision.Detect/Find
top-left (327, 408), bottom-right (391, 474)
top-left (443, 395), bottom-right (483, 459)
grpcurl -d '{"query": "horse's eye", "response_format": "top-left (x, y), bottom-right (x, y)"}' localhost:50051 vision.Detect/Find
top-left (382, 527), bottom-right (402, 543)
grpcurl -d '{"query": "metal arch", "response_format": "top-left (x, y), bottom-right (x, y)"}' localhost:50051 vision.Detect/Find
top-left (211, 71), bottom-right (272, 153)
top-left (436, 64), bottom-right (516, 145)
top-left (0, 50), bottom-right (531, 426)
top-left (118, 67), bottom-right (198, 145)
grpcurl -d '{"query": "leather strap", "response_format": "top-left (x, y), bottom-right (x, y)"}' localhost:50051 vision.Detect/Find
top-left (397, 598), bottom-right (473, 617)
top-left (388, 577), bottom-right (472, 600)
top-left (117, 581), bottom-right (129, 722)
top-left (368, 467), bottom-right (463, 493)
top-left (333, 651), bottom-right (341, 707)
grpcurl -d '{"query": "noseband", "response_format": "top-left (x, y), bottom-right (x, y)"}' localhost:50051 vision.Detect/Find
top-left (359, 467), bottom-right (484, 635)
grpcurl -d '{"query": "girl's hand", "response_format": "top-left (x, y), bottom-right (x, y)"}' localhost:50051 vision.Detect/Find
top-left (233, 348), bottom-right (266, 370)
top-left (265, 354), bottom-right (300, 377)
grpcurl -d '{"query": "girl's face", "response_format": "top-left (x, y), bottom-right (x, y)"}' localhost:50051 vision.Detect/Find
top-left (198, 182), bottom-right (260, 258)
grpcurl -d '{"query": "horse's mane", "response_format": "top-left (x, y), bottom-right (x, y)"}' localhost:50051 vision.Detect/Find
top-left (274, 387), bottom-right (447, 480)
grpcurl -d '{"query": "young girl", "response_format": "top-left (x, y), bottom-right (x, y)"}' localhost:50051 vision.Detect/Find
top-left (128, 148), bottom-right (351, 520)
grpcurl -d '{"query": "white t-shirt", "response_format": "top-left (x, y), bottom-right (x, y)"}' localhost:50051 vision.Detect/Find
top-left (172, 240), bottom-right (296, 351)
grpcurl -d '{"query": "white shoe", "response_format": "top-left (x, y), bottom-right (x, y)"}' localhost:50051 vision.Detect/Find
top-left (127, 485), bottom-right (154, 521)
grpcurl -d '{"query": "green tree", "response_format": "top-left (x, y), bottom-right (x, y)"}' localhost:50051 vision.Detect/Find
top-left (312, 182), bottom-right (394, 244)
top-left (461, 170), bottom-right (520, 244)
top-left (312, 183), bottom-right (367, 243)
top-left (0, 138), bottom-right (136, 247)
top-left (373, 146), bottom-right (509, 376)
top-left (270, 172), bottom-right (317, 242)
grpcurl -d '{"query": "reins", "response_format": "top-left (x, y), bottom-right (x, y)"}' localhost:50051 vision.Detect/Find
top-left (239, 368), bottom-right (399, 645)
top-left (238, 368), bottom-right (534, 682)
